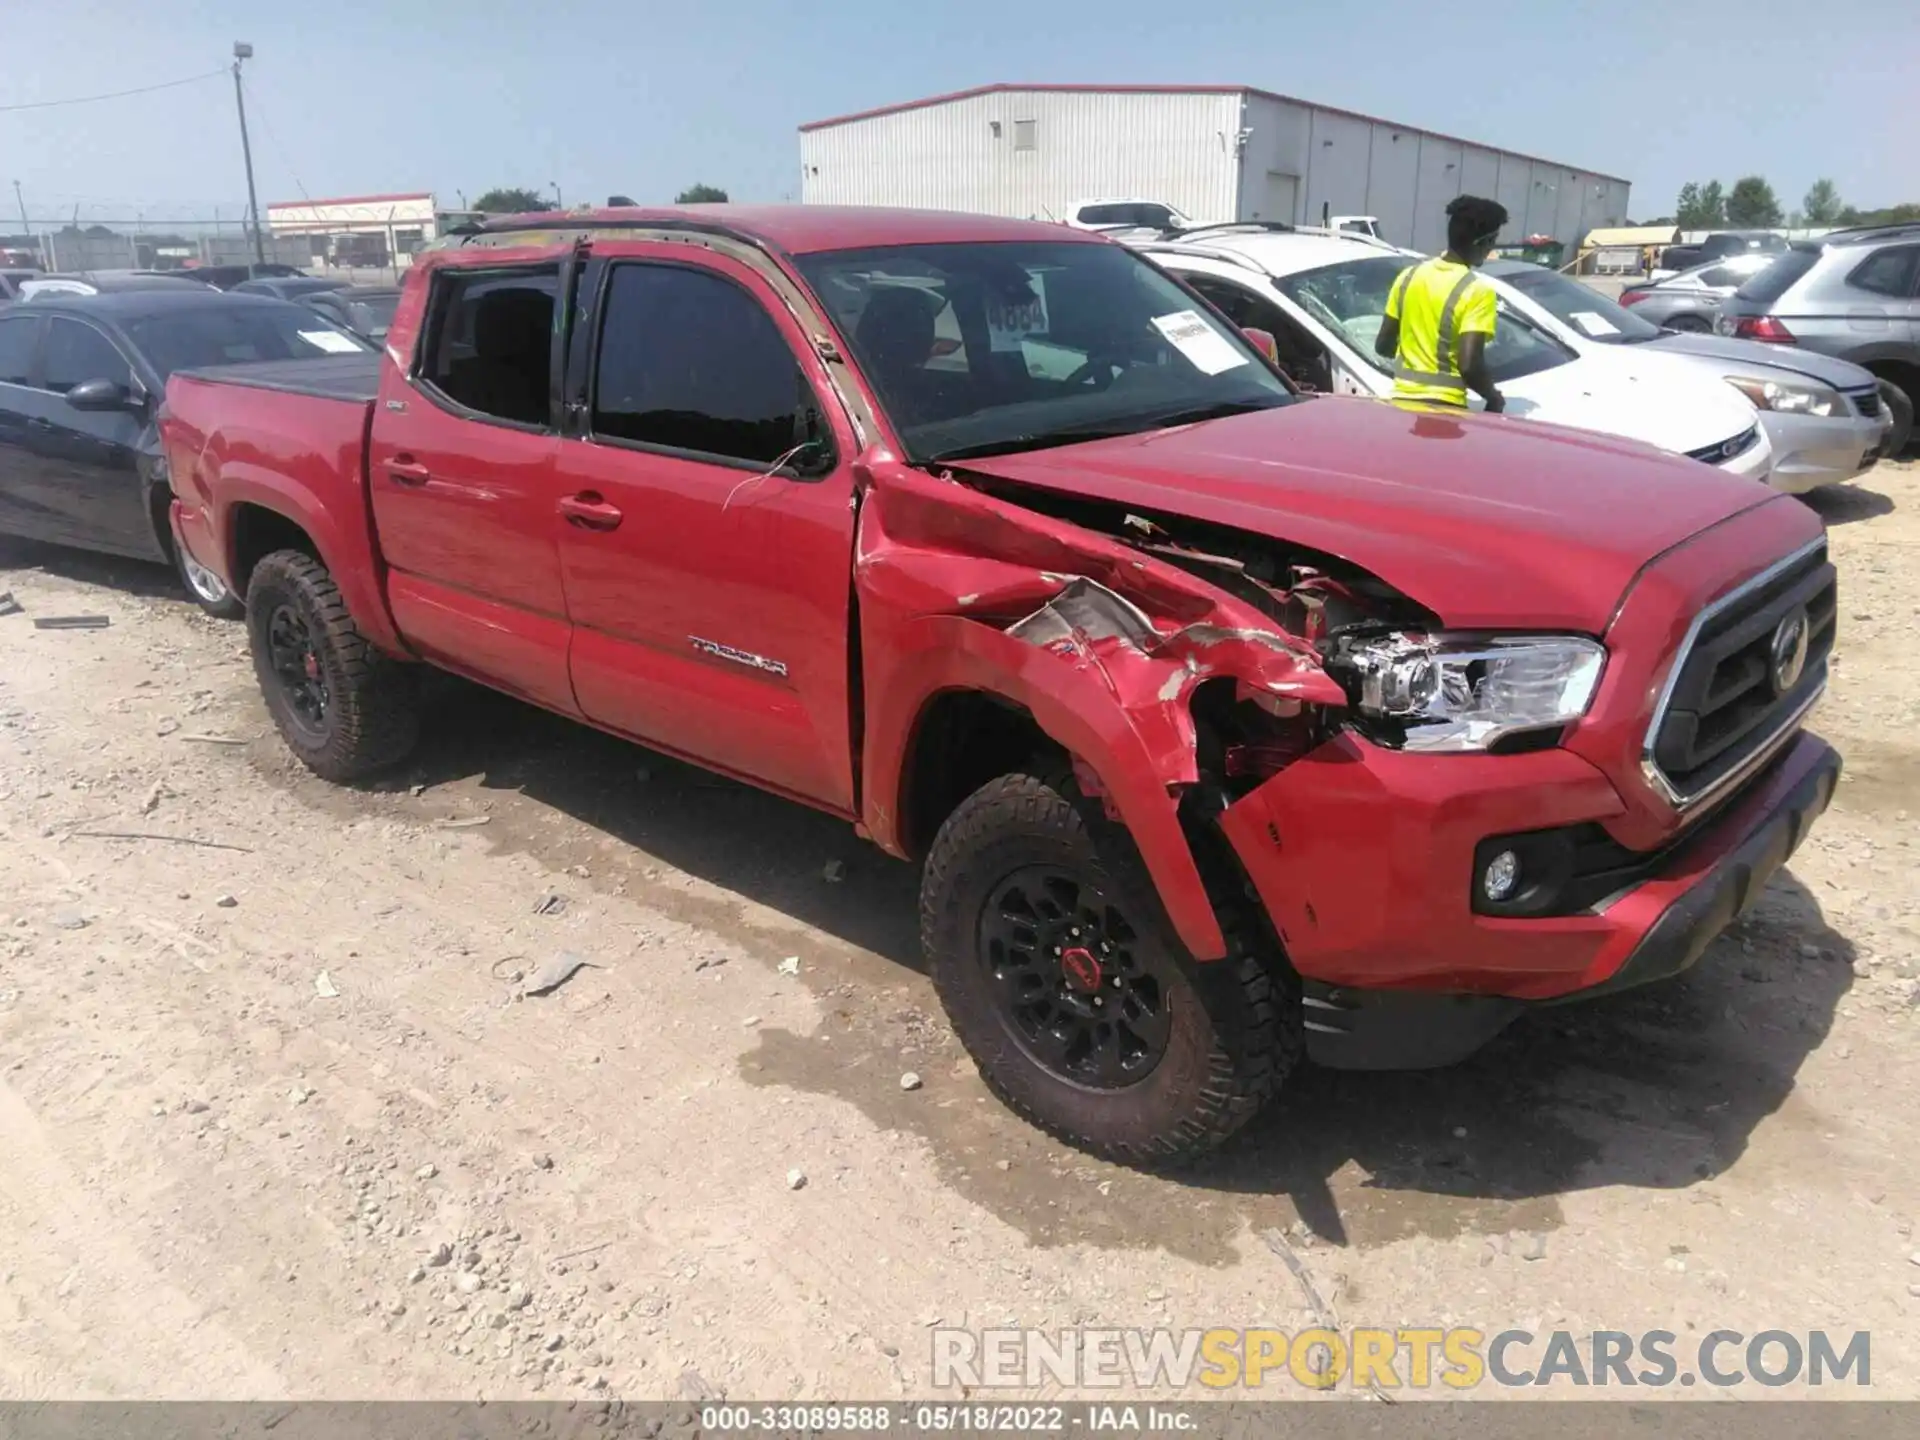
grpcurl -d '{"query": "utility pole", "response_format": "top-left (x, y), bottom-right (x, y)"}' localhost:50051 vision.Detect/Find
top-left (231, 42), bottom-right (266, 265)
top-left (11, 181), bottom-right (31, 266)
top-left (550, 181), bottom-right (563, 209)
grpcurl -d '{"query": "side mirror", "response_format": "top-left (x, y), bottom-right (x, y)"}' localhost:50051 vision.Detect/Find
top-left (1241, 326), bottom-right (1280, 364)
top-left (65, 377), bottom-right (140, 412)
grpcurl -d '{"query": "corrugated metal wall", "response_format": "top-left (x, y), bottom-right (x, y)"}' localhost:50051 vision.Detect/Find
top-left (800, 90), bottom-right (1242, 223)
top-left (1244, 93), bottom-right (1629, 252)
top-left (800, 89), bottom-right (1629, 253)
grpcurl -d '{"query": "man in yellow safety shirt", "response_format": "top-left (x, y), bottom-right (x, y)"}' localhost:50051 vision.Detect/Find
top-left (1374, 195), bottom-right (1510, 411)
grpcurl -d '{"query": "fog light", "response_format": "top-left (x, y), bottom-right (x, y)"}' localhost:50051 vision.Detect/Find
top-left (1482, 850), bottom-right (1520, 902)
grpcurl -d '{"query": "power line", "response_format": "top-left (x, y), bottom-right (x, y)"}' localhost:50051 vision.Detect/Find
top-left (239, 74), bottom-right (311, 205)
top-left (0, 68), bottom-right (226, 114)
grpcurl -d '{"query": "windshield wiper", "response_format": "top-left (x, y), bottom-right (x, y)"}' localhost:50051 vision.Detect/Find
top-left (1138, 398), bottom-right (1280, 429)
top-left (926, 400), bottom-right (1281, 466)
top-left (926, 427), bottom-right (1136, 464)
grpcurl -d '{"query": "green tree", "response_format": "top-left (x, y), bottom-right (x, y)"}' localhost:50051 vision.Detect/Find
top-left (1802, 179), bottom-right (1843, 225)
top-left (472, 187), bottom-right (548, 214)
top-left (1698, 180), bottom-right (1726, 225)
top-left (1674, 182), bottom-right (1704, 228)
top-left (1726, 176), bottom-right (1783, 228)
top-left (675, 184), bottom-right (729, 204)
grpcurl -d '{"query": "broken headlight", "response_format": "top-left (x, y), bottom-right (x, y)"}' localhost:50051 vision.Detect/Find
top-left (1338, 633), bottom-right (1605, 752)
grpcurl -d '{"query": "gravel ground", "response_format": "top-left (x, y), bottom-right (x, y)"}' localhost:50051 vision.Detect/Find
top-left (0, 458), bottom-right (1916, 1401)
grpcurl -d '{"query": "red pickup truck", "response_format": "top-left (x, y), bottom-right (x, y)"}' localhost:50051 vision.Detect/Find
top-left (161, 206), bottom-right (1840, 1165)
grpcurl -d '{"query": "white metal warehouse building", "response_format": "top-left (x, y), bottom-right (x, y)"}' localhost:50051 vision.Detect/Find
top-left (799, 84), bottom-right (1631, 256)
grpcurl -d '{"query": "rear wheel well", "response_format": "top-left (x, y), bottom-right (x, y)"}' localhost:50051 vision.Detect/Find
top-left (229, 504), bottom-right (319, 597)
top-left (898, 690), bottom-right (1056, 859)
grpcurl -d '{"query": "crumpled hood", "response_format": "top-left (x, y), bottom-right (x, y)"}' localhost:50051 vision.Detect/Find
top-left (956, 398), bottom-right (1784, 634)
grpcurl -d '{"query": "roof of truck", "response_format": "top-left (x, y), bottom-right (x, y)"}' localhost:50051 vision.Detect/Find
top-left (470, 204), bottom-right (1098, 254)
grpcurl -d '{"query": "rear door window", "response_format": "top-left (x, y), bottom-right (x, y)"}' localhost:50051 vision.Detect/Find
top-left (1734, 250), bottom-right (1818, 304)
top-left (0, 315), bottom-right (39, 386)
top-left (418, 267), bottom-right (559, 427)
top-left (1847, 246), bottom-right (1920, 299)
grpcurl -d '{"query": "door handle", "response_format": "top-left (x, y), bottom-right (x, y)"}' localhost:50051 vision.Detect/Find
top-left (558, 492), bottom-right (623, 531)
top-left (387, 455), bottom-right (432, 486)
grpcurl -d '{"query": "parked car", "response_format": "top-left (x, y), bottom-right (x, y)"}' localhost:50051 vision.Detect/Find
top-left (1488, 259), bottom-right (1891, 492)
top-left (298, 285), bottom-right (402, 343)
top-left (1715, 223), bottom-right (1920, 457)
top-left (232, 275), bottom-right (349, 302)
top-left (172, 262), bottom-right (309, 290)
top-left (1655, 229), bottom-right (1788, 279)
top-left (19, 271), bottom-right (210, 300)
top-left (1616, 253), bottom-right (1779, 332)
top-left (160, 205), bottom-right (1838, 1164)
top-left (1064, 198), bottom-right (1194, 232)
top-left (0, 290), bottom-right (371, 613)
top-left (0, 269), bottom-right (42, 301)
top-left (1140, 228), bottom-right (1774, 481)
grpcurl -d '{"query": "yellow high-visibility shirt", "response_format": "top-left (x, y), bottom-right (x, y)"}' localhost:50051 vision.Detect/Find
top-left (1384, 257), bottom-right (1498, 405)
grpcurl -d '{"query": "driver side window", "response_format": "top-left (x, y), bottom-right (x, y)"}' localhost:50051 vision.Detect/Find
top-left (43, 319), bottom-right (132, 396)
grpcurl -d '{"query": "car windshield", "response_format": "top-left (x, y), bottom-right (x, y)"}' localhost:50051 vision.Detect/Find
top-left (343, 292), bottom-right (400, 339)
top-left (124, 302), bottom-right (370, 380)
top-left (1492, 265), bottom-right (1662, 344)
top-left (1274, 256), bottom-right (1575, 380)
top-left (1734, 249), bottom-right (1817, 304)
top-left (794, 240), bottom-right (1293, 464)
top-left (1078, 203), bottom-right (1182, 230)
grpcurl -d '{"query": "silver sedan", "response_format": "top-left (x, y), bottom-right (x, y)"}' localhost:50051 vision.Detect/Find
top-left (1489, 260), bottom-right (1892, 491)
top-left (1617, 253), bottom-right (1778, 332)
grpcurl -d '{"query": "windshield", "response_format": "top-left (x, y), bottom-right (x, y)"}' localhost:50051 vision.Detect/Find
top-left (795, 241), bottom-right (1293, 463)
top-left (1274, 256), bottom-right (1575, 382)
top-left (125, 302), bottom-right (370, 380)
top-left (1734, 249), bottom-right (1816, 304)
top-left (1493, 265), bottom-right (1661, 344)
top-left (343, 292), bottom-right (400, 339)
top-left (1077, 203), bottom-right (1182, 229)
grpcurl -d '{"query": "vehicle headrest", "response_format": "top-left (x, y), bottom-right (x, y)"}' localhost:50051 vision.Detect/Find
top-left (473, 289), bottom-right (552, 361)
top-left (855, 285), bottom-right (940, 368)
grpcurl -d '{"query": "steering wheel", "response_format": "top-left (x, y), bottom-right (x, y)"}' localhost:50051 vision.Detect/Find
top-left (1061, 351), bottom-right (1124, 391)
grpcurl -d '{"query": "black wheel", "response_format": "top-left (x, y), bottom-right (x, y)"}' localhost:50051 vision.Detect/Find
top-left (921, 770), bottom-right (1299, 1166)
top-left (1663, 313), bottom-right (1711, 333)
top-left (246, 549), bottom-right (419, 782)
top-left (1874, 377), bottom-right (1913, 459)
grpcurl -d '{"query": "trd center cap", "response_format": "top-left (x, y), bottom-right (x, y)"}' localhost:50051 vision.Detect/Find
top-left (1060, 946), bottom-right (1103, 994)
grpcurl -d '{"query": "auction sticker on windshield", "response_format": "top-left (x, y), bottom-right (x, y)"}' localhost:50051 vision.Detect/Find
top-left (1568, 310), bottom-right (1621, 337)
top-left (1152, 310), bottom-right (1249, 375)
top-left (987, 289), bottom-right (1048, 353)
top-left (299, 329), bottom-right (364, 355)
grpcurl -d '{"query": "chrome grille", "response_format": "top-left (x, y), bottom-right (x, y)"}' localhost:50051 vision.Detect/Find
top-left (1644, 540), bottom-right (1835, 810)
top-left (1684, 424), bottom-right (1760, 466)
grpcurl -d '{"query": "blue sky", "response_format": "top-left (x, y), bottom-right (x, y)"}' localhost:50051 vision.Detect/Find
top-left (6, 0), bottom-right (1916, 228)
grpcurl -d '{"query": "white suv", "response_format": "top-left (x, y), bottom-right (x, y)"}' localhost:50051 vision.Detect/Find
top-left (1137, 227), bottom-right (1774, 483)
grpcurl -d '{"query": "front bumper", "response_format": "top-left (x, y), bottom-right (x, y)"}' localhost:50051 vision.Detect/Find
top-left (1717, 422), bottom-right (1774, 483)
top-left (1218, 730), bottom-right (1840, 1067)
top-left (1758, 409), bottom-right (1886, 493)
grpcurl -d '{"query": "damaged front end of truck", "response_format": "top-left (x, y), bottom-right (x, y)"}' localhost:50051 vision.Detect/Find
top-left (852, 452), bottom-right (1441, 964)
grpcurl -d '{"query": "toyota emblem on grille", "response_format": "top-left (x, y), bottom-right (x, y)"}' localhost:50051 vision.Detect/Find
top-left (1769, 609), bottom-right (1810, 695)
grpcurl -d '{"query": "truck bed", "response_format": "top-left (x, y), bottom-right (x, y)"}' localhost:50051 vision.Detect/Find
top-left (171, 353), bottom-right (382, 404)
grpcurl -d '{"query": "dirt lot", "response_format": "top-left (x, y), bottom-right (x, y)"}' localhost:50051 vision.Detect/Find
top-left (2, 461), bottom-right (1917, 1403)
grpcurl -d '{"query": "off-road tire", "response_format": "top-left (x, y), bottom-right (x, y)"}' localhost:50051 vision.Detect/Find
top-left (921, 769), bottom-right (1300, 1167)
top-left (246, 549), bottom-right (419, 782)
